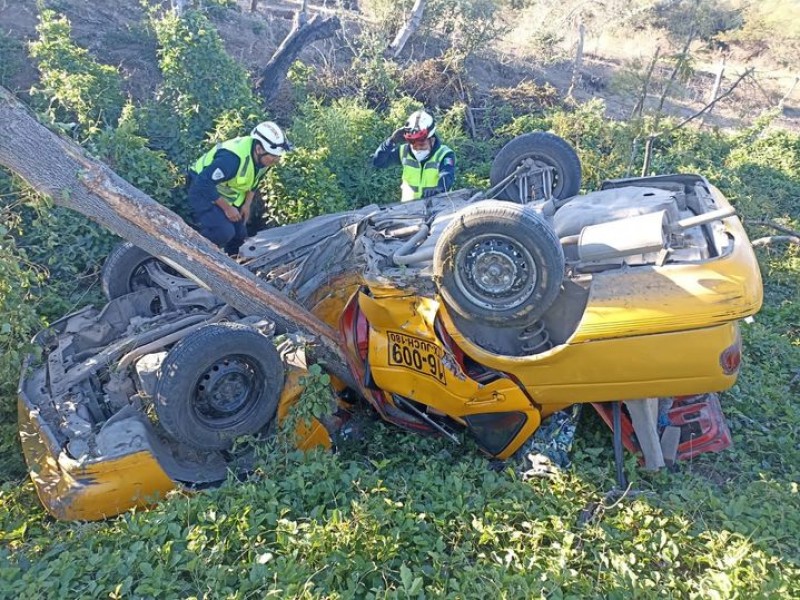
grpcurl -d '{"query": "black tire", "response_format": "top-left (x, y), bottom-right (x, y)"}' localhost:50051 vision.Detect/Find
top-left (154, 323), bottom-right (284, 450)
top-left (434, 201), bottom-right (565, 327)
top-left (101, 242), bottom-right (163, 300)
top-left (489, 132), bottom-right (582, 201)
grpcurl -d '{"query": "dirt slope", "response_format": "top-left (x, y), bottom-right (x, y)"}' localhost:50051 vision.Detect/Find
top-left (0, 0), bottom-right (797, 131)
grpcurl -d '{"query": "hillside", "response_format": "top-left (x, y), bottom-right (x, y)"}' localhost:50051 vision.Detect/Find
top-left (2, 0), bottom-right (798, 130)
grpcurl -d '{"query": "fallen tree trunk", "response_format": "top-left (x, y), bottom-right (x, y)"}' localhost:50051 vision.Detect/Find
top-left (0, 86), bottom-right (356, 388)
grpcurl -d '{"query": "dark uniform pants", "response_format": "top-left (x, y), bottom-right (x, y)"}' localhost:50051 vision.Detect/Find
top-left (187, 174), bottom-right (246, 256)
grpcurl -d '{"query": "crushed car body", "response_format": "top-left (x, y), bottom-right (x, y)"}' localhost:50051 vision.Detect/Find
top-left (18, 133), bottom-right (763, 520)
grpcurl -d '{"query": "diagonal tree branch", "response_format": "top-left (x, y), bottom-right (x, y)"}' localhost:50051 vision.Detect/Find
top-left (0, 86), bottom-right (357, 388)
top-left (641, 68), bottom-right (753, 176)
top-left (256, 12), bottom-right (340, 104)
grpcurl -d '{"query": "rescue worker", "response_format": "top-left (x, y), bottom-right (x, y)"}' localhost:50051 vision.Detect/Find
top-left (187, 121), bottom-right (291, 256)
top-left (372, 109), bottom-right (456, 202)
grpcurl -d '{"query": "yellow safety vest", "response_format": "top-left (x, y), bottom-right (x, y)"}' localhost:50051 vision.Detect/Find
top-left (191, 137), bottom-right (266, 207)
top-left (399, 144), bottom-right (452, 202)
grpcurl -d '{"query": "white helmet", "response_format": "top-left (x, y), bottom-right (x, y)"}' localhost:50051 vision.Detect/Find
top-left (251, 121), bottom-right (291, 156)
top-left (403, 110), bottom-right (436, 142)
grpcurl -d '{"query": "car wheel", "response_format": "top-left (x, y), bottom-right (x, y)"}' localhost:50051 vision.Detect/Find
top-left (434, 201), bottom-right (565, 327)
top-left (489, 132), bottom-right (582, 202)
top-left (101, 242), bottom-right (166, 300)
top-left (154, 323), bottom-right (284, 450)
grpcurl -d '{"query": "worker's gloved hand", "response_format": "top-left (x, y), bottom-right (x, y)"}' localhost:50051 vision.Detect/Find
top-left (390, 127), bottom-right (408, 144)
top-left (422, 188), bottom-right (441, 198)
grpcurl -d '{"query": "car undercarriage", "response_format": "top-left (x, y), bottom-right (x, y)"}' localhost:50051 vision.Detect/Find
top-left (18, 134), bottom-right (763, 520)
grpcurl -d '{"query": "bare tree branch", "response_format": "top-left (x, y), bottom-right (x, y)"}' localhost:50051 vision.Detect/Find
top-left (656, 25), bottom-right (695, 114)
top-left (566, 19), bottom-right (585, 101)
top-left (749, 219), bottom-right (800, 238)
top-left (631, 46), bottom-right (660, 119)
top-left (256, 12), bottom-right (340, 104)
top-left (668, 67), bottom-right (753, 132)
top-left (751, 236), bottom-right (800, 247)
top-left (700, 55), bottom-right (725, 126)
top-left (641, 68), bottom-right (753, 176)
top-left (388, 0), bottom-right (426, 59)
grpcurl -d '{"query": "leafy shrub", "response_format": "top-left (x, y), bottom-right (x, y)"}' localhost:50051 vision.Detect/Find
top-left (147, 8), bottom-right (261, 164)
top-left (12, 199), bottom-right (113, 317)
top-left (279, 363), bottom-right (336, 444)
top-left (721, 0), bottom-right (800, 67)
top-left (0, 176), bottom-right (45, 394)
top-left (432, 0), bottom-right (507, 60)
top-left (29, 10), bottom-right (125, 135)
top-left (435, 102), bottom-right (499, 186)
top-left (490, 80), bottom-right (561, 117)
top-left (359, 0), bottom-right (415, 39)
top-left (90, 103), bottom-right (180, 210)
top-left (260, 147), bottom-right (348, 225)
top-left (0, 31), bottom-right (24, 89)
top-left (646, 0), bottom-right (745, 44)
top-left (399, 58), bottom-right (468, 110)
top-left (724, 126), bottom-right (800, 219)
top-left (291, 98), bottom-right (398, 206)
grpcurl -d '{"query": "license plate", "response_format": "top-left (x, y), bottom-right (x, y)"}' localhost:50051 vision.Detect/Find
top-left (387, 331), bottom-right (447, 385)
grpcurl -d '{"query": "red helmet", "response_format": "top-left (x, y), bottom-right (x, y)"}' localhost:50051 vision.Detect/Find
top-left (403, 110), bottom-right (436, 142)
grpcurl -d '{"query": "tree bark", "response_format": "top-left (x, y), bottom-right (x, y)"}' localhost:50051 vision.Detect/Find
top-left (0, 86), bottom-right (357, 388)
top-left (256, 12), bottom-right (340, 104)
top-left (388, 0), bottom-right (426, 59)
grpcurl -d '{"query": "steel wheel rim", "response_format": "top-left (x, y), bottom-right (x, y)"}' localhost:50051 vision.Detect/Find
top-left (454, 233), bottom-right (538, 311)
top-left (193, 355), bottom-right (265, 429)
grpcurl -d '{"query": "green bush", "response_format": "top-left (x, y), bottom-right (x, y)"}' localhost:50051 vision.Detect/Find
top-left (29, 10), bottom-right (125, 135)
top-left (90, 103), bottom-right (181, 210)
top-left (724, 125), bottom-right (800, 219)
top-left (0, 31), bottom-right (24, 89)
top-left (0, 178), bottom-right (45, 393)
top-left (147, 9), bottom-right (261, 164)
top-left (3, 12), bottom-right (800, 592)
top-left (291, 98), bottom-right (398, 206)
top-left (260, 147), bottom-right (349, 225)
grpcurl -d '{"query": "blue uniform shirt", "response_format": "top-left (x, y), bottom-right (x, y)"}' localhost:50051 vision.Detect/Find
top-left (188, 149), bottom-right (245, 206)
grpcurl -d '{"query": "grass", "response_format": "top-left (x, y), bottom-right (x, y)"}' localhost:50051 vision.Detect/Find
top-left (1, 245), bottom-right (798, 597)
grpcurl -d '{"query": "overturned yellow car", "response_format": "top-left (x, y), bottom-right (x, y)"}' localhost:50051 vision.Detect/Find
top-left (18, 133), bottom-right (763, 520)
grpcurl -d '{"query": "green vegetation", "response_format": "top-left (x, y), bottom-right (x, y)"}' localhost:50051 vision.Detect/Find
top-left (145, 7), bottom-right (262, 164)
top-left (29, 9), bottom-right (125, 134)
top-left (1, 2), bottom-right (798, 597)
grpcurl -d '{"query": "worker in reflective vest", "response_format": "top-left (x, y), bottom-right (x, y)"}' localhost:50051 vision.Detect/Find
top-left (187, 121), bottom-right (291, 256)
top-left (372, 109), bottom-right (456, 202)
